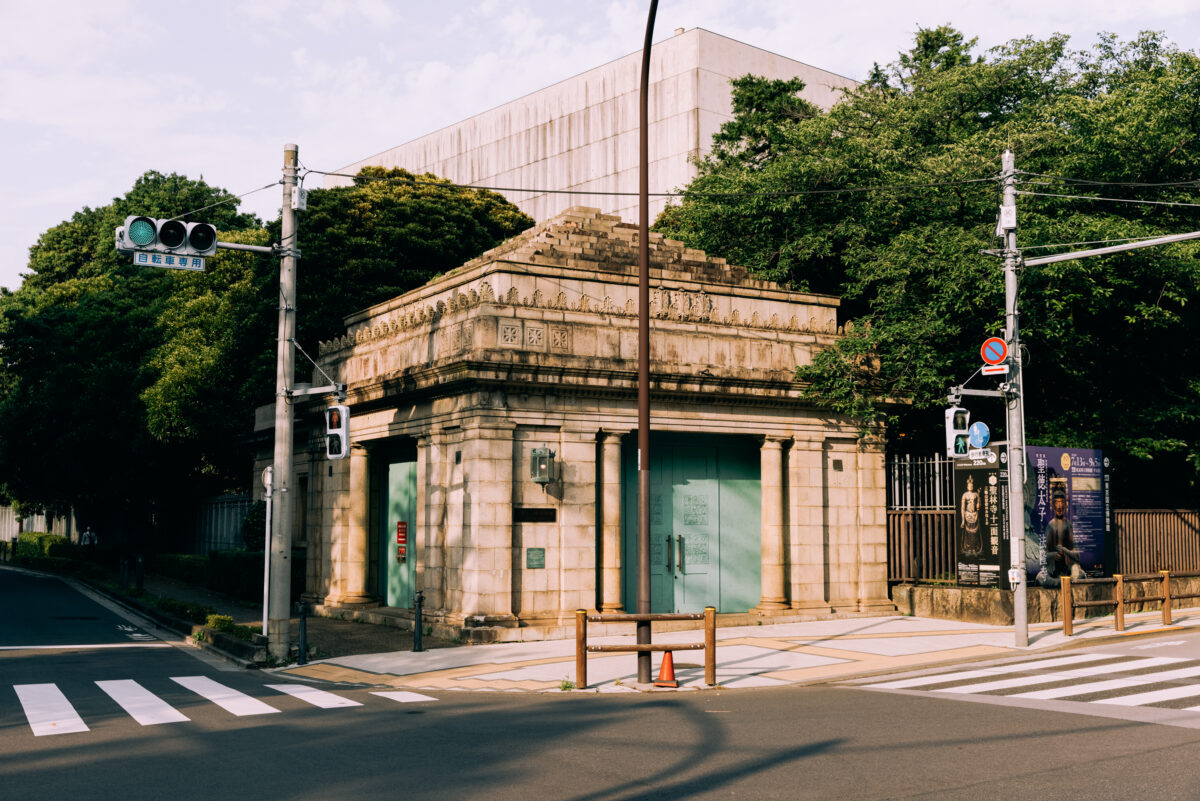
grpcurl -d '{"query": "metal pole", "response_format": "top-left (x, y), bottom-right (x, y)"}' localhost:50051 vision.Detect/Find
top-left (261, 466), bottom-right (273, 636)
top-left (268, 144), bottom-right (299, 660)
top-left (636, 0), bottom-right (659, 686)
top-left (1001, 150), bottom-right (1028, 647)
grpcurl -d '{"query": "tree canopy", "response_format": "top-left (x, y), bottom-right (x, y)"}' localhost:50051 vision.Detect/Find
top-left (654, 28), bottom-right (1200, 506)
top-left (0, 167), bottom-right (532, 538)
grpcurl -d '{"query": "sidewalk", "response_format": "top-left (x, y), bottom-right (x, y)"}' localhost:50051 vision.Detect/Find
top-left (275, 607), bottom-right (1200, 693)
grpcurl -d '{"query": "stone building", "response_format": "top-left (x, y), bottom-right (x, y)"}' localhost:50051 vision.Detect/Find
top-left (326, 27), bottom-right (858, 226)
top-left (261, 207), bottom-right (890, 641)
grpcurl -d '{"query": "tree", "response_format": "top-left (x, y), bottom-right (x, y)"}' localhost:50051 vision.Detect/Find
top-left (0, 166), bottom-right (534, 543)
top-left (655, 29), bottom-right (1200, 506)
top-left (279, 166), bottom-right (533, 355)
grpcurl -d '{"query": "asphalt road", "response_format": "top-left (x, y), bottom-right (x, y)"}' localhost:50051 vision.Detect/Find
top-left (8, 567), bottom-right (1200, 800)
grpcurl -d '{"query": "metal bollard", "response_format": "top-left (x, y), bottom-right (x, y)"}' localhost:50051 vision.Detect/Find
top-left (119, 557), bottom-right (129, 590)
top-left (296, 601), bottom-right (309, 665)
top-left (413, 590), bottom-right (425, 652)
top-left (135, 555), bottom-right (144, 591)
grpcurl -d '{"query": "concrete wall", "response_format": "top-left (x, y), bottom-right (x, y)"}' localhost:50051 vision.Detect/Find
top-left (326, 28), bottom-right (858, 224)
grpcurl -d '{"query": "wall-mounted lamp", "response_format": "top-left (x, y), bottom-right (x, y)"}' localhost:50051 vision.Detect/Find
top-left (531, 446), bottom-right (556, 485)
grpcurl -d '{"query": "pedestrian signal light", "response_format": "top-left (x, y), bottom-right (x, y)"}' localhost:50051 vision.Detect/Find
top-left (325, 404), bottom-right (350, 460)
top-left (945, 406), bottom-right (971, 458)
top-left (115, 215), bottom-right (219, 257)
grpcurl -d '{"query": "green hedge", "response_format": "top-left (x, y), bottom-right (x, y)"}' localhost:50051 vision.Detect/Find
top-left (207, 550), bottom-right (264, 601)
top-left (148, 553), bottom-right (210, 586)
top-left (16, 531), bottom-right (76, 560)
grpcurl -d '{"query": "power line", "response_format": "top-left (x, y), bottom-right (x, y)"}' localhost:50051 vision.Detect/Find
top-left (1015, 189), bottom-right (1200, 210)
top-left (302, 167), bottom-right (998, 200)
top-left (169, 181), bottom-right (280, 223)
top-left (1016, 170), bottom-right (1200, 189)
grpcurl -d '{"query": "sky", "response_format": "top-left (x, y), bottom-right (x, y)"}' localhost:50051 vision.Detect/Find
top-left (2, 0), bottom-right (1198, 292)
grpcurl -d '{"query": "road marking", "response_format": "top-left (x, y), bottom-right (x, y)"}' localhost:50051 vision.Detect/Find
top-left (14, 683), bottom-right (89, 736)
top-left (936, 657), bottom-right (1187, 694)
top-left (266, 684), bottom-right (363, 708)
top-left (1012, 664), bottom-right (1200, 700)
top-left (0, 643), bottom-right (172, 650)
top-left (371, 691), bottom-right (438, 703)
top-left (1097, 683), bottom-right (1200, 707)
top-left (171, 676), bottom-right (281, 716)
top-left (864, 654), bottom-right (1111, 690)
top-left (96, 680), bottom-right (190, 725)
top-left (1133, 641), bottom-right (1186, 650)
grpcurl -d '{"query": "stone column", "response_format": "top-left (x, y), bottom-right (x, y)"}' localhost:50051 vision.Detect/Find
top-left (789, 439), bottom-right (829, 612)
top-left (600, 431), bottom-right (625, 611)
top-left (460, 422), bottom-right (517, 623)
top-left (338, 444), bottom-right (374, 605)
top-left (757, 436), bottom-right (788, 611)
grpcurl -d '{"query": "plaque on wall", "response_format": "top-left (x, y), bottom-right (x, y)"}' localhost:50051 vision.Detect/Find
top-left (526, 548), bottom-right (546, 569)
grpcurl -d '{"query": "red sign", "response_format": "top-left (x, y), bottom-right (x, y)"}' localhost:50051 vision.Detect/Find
top-left (396, 521), bottom-right (407, 545)
top-left (981, 337), bottom-right (1008, 366)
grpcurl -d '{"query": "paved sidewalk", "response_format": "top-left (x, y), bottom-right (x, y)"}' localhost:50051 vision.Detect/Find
top-left (276, 608), bottom-right (1200, 693)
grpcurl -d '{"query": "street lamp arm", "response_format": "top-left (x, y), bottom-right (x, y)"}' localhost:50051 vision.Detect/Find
top-left (1024, 229), bottom-right (1200, 266)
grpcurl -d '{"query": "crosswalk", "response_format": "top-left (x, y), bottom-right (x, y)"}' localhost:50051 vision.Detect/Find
top-left (9, 676), bottom-right (437, 736)
top-left (852, 652), bottom-right (1200, 726)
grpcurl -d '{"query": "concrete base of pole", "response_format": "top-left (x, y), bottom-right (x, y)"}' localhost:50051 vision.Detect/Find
top-left (268, 620), bottom-right (290, 660)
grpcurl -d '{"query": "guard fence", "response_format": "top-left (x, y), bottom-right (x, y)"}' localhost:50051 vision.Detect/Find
top-left (575, 609), bottom-right (716, 690)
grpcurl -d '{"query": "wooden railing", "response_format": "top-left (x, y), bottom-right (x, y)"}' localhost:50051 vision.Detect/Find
top-left (1061, 570), bottom-right (1200, 636)
top-left (575, 609), bottom-right (716, 690)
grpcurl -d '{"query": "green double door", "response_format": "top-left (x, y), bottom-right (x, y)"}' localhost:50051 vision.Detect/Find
top-left (621, 435), bottom-right (761, 613)
top-left (377, 454), bottom-right (417, 608)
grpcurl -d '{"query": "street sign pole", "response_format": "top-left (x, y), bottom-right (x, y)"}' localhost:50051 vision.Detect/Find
top-left (1000, 150), bottom-right (1029, 647)
top-left (268, 144), bottom-right (299, 661)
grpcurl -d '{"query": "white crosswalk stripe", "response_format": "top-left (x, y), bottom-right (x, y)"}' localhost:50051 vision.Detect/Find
top-left (97, 679), bottom-right (190, 725)
top-left (854, 652), bottom-right (1200, 726)
top-left (266, 683), bottom-right (363, 708)
top-left (6, 678), bottom-right (434, 736)
top-left (14, 683), bottom-right (89, 736)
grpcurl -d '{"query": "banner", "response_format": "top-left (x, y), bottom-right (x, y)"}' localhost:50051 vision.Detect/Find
top-left (954, 445), bottom-right (1009, 588)
top-left (1024, 447), bottom-right (1112, 583)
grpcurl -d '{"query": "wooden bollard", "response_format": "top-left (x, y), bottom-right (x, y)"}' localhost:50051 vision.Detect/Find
top-left (704, 606), bottom-right (716, 686)
top-left (575, 609), bottom-right (587, 690)
top-left (1114, 574), bottom-right (1125, 632)
top-left (1061, 576), bottom-right (1073, 637)
top-left (1162, 571), bottom-right (1173, 626)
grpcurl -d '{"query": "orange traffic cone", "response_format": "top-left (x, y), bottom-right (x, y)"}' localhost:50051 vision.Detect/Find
top-left (654, 650), bottom-right (678, 688)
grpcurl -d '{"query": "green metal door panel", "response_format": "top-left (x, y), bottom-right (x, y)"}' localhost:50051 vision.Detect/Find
top-left (672, 444), bottom-right (718, 612)
top-left (719, 479), bottom-right (761, 610)
top-left (622, 435), bottom-right (761, 614)
top-left (381, 461), bottom-right (417, 608)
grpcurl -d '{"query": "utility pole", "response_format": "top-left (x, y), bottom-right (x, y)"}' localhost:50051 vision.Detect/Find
top-left (635, 0), bottom-right (659, 686)
top-left (268, 144), bottom-right (299, 660)
top-left (1000, 150), bottom-right (1029, 647)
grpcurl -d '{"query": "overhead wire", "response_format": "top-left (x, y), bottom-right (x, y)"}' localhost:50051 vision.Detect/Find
top-left (301, 167), bottom-right (999, 200)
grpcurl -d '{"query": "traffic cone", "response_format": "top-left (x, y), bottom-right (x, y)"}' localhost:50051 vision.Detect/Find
top-left (654, 650), bottom-right (678, 688)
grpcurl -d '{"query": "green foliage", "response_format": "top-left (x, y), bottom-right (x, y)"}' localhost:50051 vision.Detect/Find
top-left (147, 553), bottom-right (210, 585)
top-left (204, 614), bottom-right (255, 642)
top-left (655, 29), bottom-right (1200, 505)
top-left (279, 166), bottom-right (534, 355)
top-left (153, 596), bottom-right (216, 624)
top-left (241, 501), bottom-right (267, 551)
top-left (15, 531), bottom-right (73, 559)
top-left (0, 166), bottom-right (532, 534)
top-left (207, 549), bottom-right (265, 601)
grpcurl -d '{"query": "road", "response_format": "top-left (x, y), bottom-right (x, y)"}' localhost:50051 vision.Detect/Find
top-left (7, 566), bottom-right (1200, 800)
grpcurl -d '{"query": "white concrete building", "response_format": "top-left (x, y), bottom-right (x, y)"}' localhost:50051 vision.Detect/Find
top-left (325, 27), bottom-right (857, 224)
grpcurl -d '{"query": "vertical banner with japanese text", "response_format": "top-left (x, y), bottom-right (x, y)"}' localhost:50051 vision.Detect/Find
top-left (954, 445), bottom-right (1010, 588)
top-left (1024, 447), bottom-right (1111, 582)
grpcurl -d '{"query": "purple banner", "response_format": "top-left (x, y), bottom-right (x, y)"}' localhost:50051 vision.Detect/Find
top-left (1024, 447), bottom-right (1112, 582)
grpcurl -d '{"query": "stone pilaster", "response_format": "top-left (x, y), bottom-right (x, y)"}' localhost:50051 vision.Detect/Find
top-left (789, 438), bottom-right (830, 612)
top-left (757, 436), bottom-right (789, 611)
top-left (600, 430), bottom-right (626, 611)
top-left (327, 444), bottom-right (374, 606)
top-left (459, 422), bottom-right (517, 622)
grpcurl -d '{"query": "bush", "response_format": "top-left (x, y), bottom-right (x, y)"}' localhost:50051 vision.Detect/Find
top-left (148, 553), bottom-right (210, 585)
top-left (16, 531), bottom-right (75, 560)
top-left (205, 613), bottom-right (255, 642)
top-left (154, 597), bottom-right (216, 624)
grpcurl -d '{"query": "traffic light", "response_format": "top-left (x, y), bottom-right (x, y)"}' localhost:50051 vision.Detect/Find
top-left (115, 215), bottom-right (218, 257)
top-left (325, 405), bottom-right (350, 460)
top-left (945, 406), bottom-right (971, 458)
